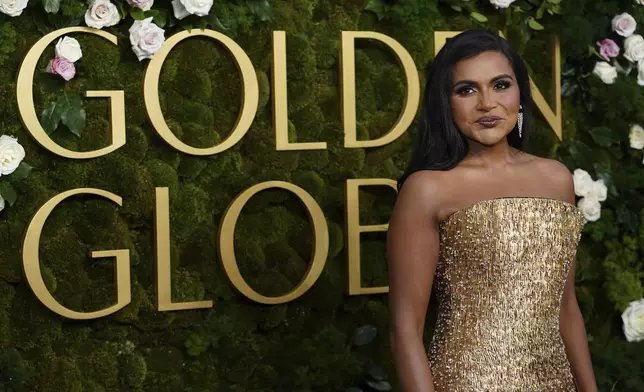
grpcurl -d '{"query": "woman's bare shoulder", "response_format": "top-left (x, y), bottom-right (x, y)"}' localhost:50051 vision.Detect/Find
top-left (526, 156), bottom-right (575, 202)
top-left (396, 170), bottom-right (454, 221)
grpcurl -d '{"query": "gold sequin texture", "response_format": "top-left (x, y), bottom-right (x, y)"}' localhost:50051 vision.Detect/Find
top-left (428, 197), bottom-right (586, 392)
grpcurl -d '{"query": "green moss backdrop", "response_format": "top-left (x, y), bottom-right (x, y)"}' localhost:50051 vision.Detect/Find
top-left (1, 0), bottom-right (644, 391)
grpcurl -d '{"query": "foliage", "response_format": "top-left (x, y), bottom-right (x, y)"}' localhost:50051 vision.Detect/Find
top-left (0, 0), bottom-right (642, 391)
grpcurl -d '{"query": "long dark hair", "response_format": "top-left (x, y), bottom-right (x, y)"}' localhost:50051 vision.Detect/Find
top-left (397, 29), bottom-right (533, 190)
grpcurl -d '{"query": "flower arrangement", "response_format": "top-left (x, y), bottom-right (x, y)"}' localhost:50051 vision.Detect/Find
top-left (0, 0), bottom-right (271, 63)
top-left (622, 298), bottom-right (644, 342)
top-left (593, 11), bottom-right (644, 85)
top-left (46, 36), bottom-right (82, 81)
top-left (573, 168), bottom-right (607, 221)
top-left (629, 124), bottom-right (644, 162)
top-left (0, 135), bottom-right (31, 212)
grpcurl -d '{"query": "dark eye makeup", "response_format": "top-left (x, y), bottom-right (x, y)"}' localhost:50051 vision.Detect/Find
top-left (453, 78), bottom-right (513, 96)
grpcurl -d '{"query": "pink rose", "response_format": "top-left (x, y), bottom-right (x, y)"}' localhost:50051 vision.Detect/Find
top-left (612, 13), bottom-right (637, 37)
top-left (597, 39), bottom-right (620, 60)
top-left (126, 0), bottom-right (153, 11)
top-left (46, 56), bottom-right (76, 81)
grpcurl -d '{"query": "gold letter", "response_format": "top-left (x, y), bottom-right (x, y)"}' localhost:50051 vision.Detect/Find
top-left (434, 31), bottom-right (562, 140)
top-left (341, 31), bottom-right (420, 148)
top-left (144, 29), bottom-right (259, 155)
top-left (218, 181), bottom-right (329, 304)
top-left (155, 187), bottom-right (213, 311)
top-left (22, 189), bottom-right (131, 319)
top-left (272, 31), bottom-right (326, 151)
top-left (17, 28), bottom-right (126, 159)
top-left (346, 179), bottom-right (397, 295)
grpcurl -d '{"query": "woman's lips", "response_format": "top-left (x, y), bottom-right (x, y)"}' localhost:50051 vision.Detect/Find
top-left (476, 118), bottom-right (502, 128)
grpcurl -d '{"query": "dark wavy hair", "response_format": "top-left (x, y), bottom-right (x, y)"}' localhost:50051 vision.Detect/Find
top-left (397, 29), bottom-right (533, 190)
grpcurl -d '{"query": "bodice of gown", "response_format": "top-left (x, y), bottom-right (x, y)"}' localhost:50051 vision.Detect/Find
top-left (428, 197), bottom-right (586, 392)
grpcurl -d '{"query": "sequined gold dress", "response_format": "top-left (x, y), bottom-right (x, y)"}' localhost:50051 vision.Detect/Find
top-left (428, 197), bottom-right (586, 392)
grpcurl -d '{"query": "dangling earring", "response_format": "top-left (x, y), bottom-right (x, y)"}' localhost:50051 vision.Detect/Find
top-left (518, 105), bottom-right (523, 138)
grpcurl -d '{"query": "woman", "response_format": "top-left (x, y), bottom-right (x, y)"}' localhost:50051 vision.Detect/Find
top-left (386, 29), bottom-right (597, 391)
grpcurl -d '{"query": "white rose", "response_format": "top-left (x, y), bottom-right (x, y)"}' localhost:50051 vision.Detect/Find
top-left (171, 0), bottom-right (212, 19)
top-left (171, 0), bottom-right (190, 19)
top-left (590, 179), bottom-right (607, 202)
top-left (129, 18), bottom-right (165, 61)
top-left (0, 0), bottom-right (28, 16)
top-left (85, 0), bottom-right (121, 29)
top-left (55, 37), bottom-right (83, 63)
top-left (612, 13), bottom-right (637, 37)
top-left (0, 194), bottom-right (4, 212)
top-left (630, 124), bottom-right (644, 149)
top-left (622, 298), bottom-right (644, 342)
top-left (489, 0), bottom-right (516, 8)
top-left (577, 195), bottom-right (601, 222)
top-left (593, 61), bottom-right (618, 84)
top-left (573, 169), bottom-right (594, 197)
top-left (624, 34), bottom-right (644, 62)
top-left (0, 135), bottom-right (26, 176)
top-left (636, 0), bottom-right (644, 5)
top-left (126, 0), bottom-right (153, 11)
top-left (637, 60), bottom-right (644, 86)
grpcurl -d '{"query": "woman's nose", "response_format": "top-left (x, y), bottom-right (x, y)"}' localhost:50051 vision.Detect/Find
top-left (477, 89), bottom-right (496, 111)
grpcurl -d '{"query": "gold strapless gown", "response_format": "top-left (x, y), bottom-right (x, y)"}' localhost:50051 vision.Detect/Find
top-left (428, 197), bottom-right (586, 392)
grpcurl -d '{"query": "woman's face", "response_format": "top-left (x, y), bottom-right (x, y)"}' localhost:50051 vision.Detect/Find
top-left (449, 51), bottom-right (521, 146)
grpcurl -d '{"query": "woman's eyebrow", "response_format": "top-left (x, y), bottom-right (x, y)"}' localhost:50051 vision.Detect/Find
top-left (453, 73), bottom-right (514, 88)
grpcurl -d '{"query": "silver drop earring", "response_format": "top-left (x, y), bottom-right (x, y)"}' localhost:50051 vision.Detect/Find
top-left (518, 105), bottom-right (523, 138)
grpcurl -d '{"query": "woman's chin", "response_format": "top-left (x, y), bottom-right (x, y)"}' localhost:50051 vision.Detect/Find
top-left (471, 127), bottom-right (510, 144)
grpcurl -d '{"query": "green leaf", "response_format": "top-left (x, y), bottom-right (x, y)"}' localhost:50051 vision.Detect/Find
top-left (505, 7), bottom-right (512, 26)
top-left (365, 0), bottom-right (386, 20)
top-left (451, 5), bottom-right (463, 12)
top-left (548, 0), bottom-right (561, 4)
top-left (116, 0), bottom-right (127, 18)
top-left (609, 145), bottom-right (624, 159)
top-left (562, 65), bottom-right (576, 77)
top-left (9, 163), bottom-right (32, 181)
top-left (246, 0), bottom-right (272, 22)
top-left (62, 105), bottom-right (86, 138)
top-left (528, 18), bottom-right (544, 30)
top-left (588, 127), bottom-right (615, 147)
top-left (536, 7), bottom-right (544, 20)
top-left (144, 9), bottom-right (159, 18)
top-left (594, 163), bottom-right (613, 192)
top-left (366, 380), bottom-right (392, 391)
top-left (206, 14), bottom-right (235, 37)
top-left (40, 101), bottom-right (63, 135)
top-left (198, 17), bottom-right (208, 30)
top-left (58, 92), bottom-right (86, 137)
top-left (353, 325), bottom-right (377, 346)
top-left (561, 80), bottom-right (578, 97)
top-left (568, 140), bottom-right (595, 170)
top-left (470, 12), bottom-right (488, 23)
top-left (130, 8), bottom-right (145, 20)
top-left (0, 182), bottom-right (17, 206)
top-left (153, 9), bottom-right (167, 28)
top-left (43, 0), bottom-right (60, 13)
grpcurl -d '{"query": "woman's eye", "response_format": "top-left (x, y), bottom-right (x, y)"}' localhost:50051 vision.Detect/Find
top-left (494, 80), bottom-right (511, 90)
top-left (456, 86), bottom-right (475, 95)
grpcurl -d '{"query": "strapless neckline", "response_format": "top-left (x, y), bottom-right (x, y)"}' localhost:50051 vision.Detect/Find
top-left (439, 196), bottom-right (583, 226)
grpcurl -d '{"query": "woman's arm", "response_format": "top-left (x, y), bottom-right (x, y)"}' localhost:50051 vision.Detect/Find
top-left (557, 164), bottom-right (598, 392)
top-left (387, 172), bottom-right (441, 392)
top-left (560, 256), bottom-right (598, 392)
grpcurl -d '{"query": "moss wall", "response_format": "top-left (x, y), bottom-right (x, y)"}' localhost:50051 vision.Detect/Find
top-left (1, 0), bottom-right (643, 391)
